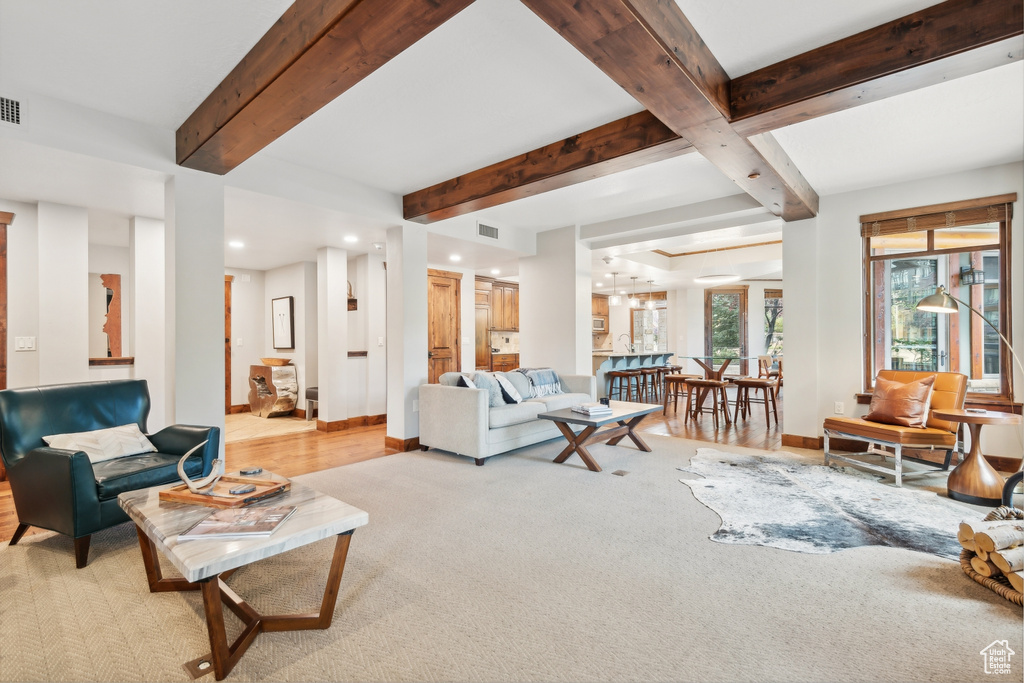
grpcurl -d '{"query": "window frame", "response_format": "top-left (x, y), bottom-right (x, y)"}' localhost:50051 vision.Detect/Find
top-left (860, 194), bottom-right (1015, 402)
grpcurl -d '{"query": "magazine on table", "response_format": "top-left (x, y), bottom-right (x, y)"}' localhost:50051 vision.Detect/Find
top-left (178, 505), bottom-right (296, 541)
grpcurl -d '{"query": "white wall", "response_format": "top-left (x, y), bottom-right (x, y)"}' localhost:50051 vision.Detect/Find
top-left (2, 199), bottom-right (39, 388)
top-left (38, 202), bottom-right (90, 384)
top-left (520, 225), bottom-right (592, 375)
top-left (265, 262), bottom-right (316, 404)
top-left (225, 268), bottom-right (265, 406)
top-left (793, 161), bottom-right (1023, 456)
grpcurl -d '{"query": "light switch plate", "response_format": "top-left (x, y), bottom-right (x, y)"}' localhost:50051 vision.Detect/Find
top-left (15, 336), bottom-right (36, 351)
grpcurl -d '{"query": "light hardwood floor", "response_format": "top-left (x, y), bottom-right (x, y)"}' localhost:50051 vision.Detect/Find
top-left (0, 394), bottom-right (783, 543)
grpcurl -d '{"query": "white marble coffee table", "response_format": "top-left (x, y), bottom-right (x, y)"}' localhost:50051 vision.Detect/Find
top-left (118, 472), bottom-right (368, 680)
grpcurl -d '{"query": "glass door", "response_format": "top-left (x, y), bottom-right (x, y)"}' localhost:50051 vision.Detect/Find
top-left (704, 288), bottom-right (748, 376)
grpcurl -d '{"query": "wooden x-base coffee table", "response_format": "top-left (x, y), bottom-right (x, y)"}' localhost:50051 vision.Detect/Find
top-left (119, 472), bottom-right (368, 681)
top-left (538, 401), bottom-right (663, 472)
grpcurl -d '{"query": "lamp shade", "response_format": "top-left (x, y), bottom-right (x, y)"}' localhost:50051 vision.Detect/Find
top-left (915, 286), bottom-right (959, 314)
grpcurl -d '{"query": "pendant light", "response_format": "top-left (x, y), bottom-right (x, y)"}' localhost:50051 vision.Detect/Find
top-left (607, 272), bottom-right (622, 306)
top-left (628, 276), bottom-right (640, 308)
top-left (693, 246), bottom-right (741, 285)
top-left (645, 280), bottom-right (656, 310)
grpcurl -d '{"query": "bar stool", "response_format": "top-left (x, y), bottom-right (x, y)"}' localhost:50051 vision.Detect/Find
top-left (663, 374), bottom-right (701, 414)
top-left (733, 377), bottom-right (779, 428)
top-left (640, 367), bottom-right (661, 402)
top-left (684, 378), bottom-right (732, 428)
top-left (654, 365), bottom-right (681, 402)
top-left (607, 369), bottom-right (641, 401)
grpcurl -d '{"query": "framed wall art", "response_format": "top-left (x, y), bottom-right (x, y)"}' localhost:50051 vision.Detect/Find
top-left (271, 296), bottom-right (295, 350)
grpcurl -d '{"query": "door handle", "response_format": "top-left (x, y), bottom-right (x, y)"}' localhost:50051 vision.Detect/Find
top-left (427, 351), bottom-right (434, 358)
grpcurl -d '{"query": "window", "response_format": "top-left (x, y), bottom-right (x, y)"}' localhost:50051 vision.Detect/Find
top-left (704, 286), bottom-right (748, 375)
top-left (862, 195), bottom-right (1015, 399)
top-left (630, 293), bottom-right (668, 352)
top-left (764, 288), bottom-right (783, 355)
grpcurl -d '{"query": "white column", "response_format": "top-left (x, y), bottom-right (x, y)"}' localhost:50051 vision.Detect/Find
top-left (782, 217), bottom-right (819, 439)
top-left (129, 216), bottom-right (168, 428)
top-left (164, 174), bottom-right (225, 440)
top-left (386, 224), bottom-right (428, 443)
top-left (366, 252), bottom-right (387, 417)
top-left (37, 202), bottom-right (89, 384)
top-left (519, 225), bottom-right (592, 375)
top-left (302, 261), bottom-right (318, 414)
top-left (317, 247), bottom-right (349, 425)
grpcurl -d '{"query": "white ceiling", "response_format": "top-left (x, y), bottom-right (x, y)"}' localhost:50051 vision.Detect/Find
top-left (0, 0), bottom-right (1021, 292)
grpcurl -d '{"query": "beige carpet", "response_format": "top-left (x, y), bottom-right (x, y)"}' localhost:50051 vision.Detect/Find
top-left (2, 436), bottom-right (1020, 682)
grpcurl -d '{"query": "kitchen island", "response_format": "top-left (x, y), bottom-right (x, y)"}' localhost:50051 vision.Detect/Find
top-left (593, 351), bottom-right (674, 399)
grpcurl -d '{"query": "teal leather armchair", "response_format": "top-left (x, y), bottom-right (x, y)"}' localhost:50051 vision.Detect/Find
top-left (0, 379), bottom-right (219, 567)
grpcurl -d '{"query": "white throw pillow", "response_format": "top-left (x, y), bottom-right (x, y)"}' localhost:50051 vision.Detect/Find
top-left (43, 424), bottom-right (157, 464)
top-left (494, 373), bottom-right (523, 404)
top-left (456, 375), bottom-right (477, 389)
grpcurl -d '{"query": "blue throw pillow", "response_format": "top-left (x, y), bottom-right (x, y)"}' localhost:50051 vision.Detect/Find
top-left (472, 372), bottom-right (505, 408)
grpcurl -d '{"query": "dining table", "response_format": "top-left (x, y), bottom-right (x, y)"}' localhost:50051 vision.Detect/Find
top-left (677, 356), bottom-right (759, 380)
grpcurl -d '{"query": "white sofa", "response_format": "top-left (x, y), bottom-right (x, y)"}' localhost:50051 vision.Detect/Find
top-left (418, 370), bottom-right (597, 465)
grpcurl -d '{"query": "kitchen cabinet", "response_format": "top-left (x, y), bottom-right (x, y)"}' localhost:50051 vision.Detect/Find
top-left (489, 281), bottom-right (518, 331)
top-left (492, 353), bottom-right (519, 373)
top-left (592, 295), bottom-right (609, 317)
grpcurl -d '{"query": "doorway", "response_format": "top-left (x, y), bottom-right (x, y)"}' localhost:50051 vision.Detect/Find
top-left (427, 269), bottom-right (461, 384)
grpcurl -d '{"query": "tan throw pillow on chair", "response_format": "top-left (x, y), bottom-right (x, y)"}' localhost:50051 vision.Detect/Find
top-left (864, 375), bottom-right (936, 428)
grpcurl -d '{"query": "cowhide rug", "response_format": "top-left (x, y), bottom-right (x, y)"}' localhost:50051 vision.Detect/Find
top-left (679, 448), bottom-right (971, 560)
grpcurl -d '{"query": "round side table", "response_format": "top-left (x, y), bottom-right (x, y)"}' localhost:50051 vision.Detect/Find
top-left (932, 408), bottom-right (1021, 506)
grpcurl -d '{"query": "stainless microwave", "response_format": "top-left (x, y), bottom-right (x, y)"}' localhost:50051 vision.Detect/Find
top-left (593, 317), bottom-right (606, 331)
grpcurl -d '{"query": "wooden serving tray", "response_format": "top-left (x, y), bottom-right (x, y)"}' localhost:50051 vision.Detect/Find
top-left (159, 476), bottom-right (291, 509)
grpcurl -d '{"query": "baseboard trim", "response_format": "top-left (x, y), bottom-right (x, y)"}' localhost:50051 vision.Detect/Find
top-left (228, 404), bottom-right (251, 415)
top-left (316, 414), bottom-right (386, 432)
top-left (782, 434), bottom-right (824, 450)
top-left (384, 436), bottom-right (420, 452)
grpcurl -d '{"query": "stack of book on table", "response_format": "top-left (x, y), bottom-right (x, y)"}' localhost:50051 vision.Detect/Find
top-left (572, 402), bottom-right (614, 416)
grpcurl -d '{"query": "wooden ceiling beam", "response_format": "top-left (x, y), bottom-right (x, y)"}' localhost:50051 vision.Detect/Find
top-left (730, 0), bottom-right (1024, 136)
top-left (176, 0), bottom-right (474, 175)
top-left (403, 110), bottom-right (693, 223)
top-left (406, 0), bottom-right (1018, 223)
top-left (518, 0), bottom-right (818, 221)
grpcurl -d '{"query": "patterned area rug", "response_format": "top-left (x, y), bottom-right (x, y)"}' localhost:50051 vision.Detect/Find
top-left (679, 448), bottom-right (971, 559)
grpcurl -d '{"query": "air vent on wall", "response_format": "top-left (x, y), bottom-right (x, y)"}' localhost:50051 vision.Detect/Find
top-left (0, 97), bottom-right (21, 125)
top-left (477, 223), bottom-right (499, 240)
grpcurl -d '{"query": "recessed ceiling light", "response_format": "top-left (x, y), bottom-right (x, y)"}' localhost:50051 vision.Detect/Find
top-left (228, 240), bottom-right (244, 249)
top-left (604, 273), bottom-right (612, 278)
top-left (450, 254), bottom-right (462, 262)
top-left (343, 235), bottom-right (358, 243)
top-left (491, 268), bottom-right (500, 275)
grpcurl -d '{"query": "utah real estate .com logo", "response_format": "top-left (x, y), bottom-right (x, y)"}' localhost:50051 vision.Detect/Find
top-left (980, 640), bottom-right (1015, 675)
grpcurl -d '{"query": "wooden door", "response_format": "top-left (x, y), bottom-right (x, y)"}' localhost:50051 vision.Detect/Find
top-left (225, 275), bottom-right (233, 414)
top-left (427, 269), bottom-right (462, 383)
